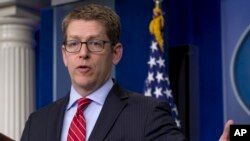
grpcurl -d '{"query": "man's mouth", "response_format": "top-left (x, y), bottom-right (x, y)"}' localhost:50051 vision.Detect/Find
top-left (76, 65), bottom-right (91, 73)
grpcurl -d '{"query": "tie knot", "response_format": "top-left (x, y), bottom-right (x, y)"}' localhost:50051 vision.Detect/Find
top-left (77, 98), bottom-right (91, 113)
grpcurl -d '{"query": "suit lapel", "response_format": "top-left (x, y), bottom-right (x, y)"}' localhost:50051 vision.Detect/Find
top-left (46, 95), bottom-right (69, 141)
top-left (88, 84), bottom-right (128, 141)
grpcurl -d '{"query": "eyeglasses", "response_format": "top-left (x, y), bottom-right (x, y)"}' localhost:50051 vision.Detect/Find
top-left (63, 39), bottom-right (111, 53)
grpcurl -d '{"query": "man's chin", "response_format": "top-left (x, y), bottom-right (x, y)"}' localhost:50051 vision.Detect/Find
top-left (75, 79), bottom-right (95, 88)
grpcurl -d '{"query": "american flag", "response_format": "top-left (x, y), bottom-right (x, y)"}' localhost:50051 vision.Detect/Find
top-left (144, 38), bottom-right (181, 128)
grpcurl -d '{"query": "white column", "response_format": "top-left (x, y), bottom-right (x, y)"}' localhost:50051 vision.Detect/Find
top-left (0, 17), bottom-right (36, 140)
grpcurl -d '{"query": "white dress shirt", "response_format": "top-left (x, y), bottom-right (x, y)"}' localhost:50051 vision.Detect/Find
top-left (61, 78), bottom-right (113, 141)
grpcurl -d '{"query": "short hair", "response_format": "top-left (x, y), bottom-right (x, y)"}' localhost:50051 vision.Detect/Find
top-left (62, 4), bottom-right (121, 45)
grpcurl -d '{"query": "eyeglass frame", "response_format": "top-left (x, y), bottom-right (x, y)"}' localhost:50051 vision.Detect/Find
top-left (63, 39), bottom-right (112, 53)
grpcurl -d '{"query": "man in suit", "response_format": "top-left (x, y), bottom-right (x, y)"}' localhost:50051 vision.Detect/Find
top-left (21, 4), bottom-right (230, 141)
top-left (21, 4), bottom-right (185, 141)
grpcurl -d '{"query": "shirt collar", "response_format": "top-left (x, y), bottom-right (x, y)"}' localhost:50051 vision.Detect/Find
top-left (67, 77), bottom-right (113, 110)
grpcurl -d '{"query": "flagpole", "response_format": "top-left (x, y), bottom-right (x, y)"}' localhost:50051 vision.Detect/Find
top-left (144, 0), bottom-right (181, 128)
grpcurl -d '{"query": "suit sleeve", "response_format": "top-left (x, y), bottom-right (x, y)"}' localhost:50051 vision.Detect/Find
top-left (20, 115), bottom-right (31, 141)
top-left (144, 101), bottom-right (186, 141)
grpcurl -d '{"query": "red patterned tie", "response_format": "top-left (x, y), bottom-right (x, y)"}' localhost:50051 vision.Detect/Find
top-left (67, 98), bottom-right (91, 141)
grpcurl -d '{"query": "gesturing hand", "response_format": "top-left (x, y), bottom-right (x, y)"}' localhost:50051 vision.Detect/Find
top-left (219, 120), bottom-right (234, 141)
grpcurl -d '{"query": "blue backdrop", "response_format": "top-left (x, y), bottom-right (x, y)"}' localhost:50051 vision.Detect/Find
top-left (116, 0), bottom-right (223, 141)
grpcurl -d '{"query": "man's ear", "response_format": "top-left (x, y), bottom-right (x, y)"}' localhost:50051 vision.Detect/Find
top-left (112, 43), bottom-right (123, 65)
top-left (61, 46), bottom-right (68, 67)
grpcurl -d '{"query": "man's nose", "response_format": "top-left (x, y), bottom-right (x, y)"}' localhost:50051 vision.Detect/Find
top-left (78, 43), bottom-right (90, 58)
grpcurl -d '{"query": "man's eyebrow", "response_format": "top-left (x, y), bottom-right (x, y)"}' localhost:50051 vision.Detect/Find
top-left (67, 35), bottom-right (81, 39)
top-left (67, 35), bottom-right (103, 40)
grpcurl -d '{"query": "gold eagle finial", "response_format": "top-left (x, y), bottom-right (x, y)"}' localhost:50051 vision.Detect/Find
top-left (149, 0), bottom-right (164, 52)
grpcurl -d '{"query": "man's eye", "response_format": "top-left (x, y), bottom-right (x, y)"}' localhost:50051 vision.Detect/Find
top-left (89, 41), bottom-right (102, 46)
top-left (68, 41), bottom-right (78, 47)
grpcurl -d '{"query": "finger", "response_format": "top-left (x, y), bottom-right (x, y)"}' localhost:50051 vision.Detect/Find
top-left (219, 120), bottom-right (234, 141)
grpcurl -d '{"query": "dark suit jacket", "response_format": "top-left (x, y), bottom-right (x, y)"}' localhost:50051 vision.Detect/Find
top-left (21, 83), bottom-right (186, 141)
